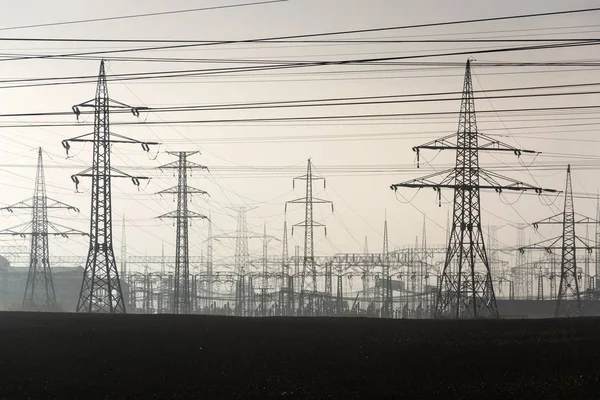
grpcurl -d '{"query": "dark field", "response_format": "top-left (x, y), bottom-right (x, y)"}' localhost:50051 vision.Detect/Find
top-left (1, 313), bottom-right (599, 399)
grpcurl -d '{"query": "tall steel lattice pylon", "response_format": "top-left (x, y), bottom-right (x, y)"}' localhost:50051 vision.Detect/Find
top-left (558, 170), bottom-right (578, 316)
top-left (286, 159), bottom-right (333, 314)
top-left (63, 60), bottom-right (157, 313)
top-left (391, 59), bottom-right (556, 319)
top-left (212, 206), bottom-right (267, 316)
top-left (510, 223), bottom-right (529, 299)
top-left (381, 211), bottom-right (393, 318)
top-left (206, 213), bottom-right (213, 310)
top-left (157, 151), bottom-right (208, 314)
top-left (520, 165), bottom-right (595, 317)
top-left (0, 148), bottom-right (86, 311)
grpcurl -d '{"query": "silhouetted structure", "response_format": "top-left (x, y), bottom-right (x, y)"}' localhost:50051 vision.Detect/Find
top-left (63, 60), bottom-right (157, 313)
top-left (158, 151), bottom-right (208, 314)
top-left (391, 59), bottom-right (554, 319)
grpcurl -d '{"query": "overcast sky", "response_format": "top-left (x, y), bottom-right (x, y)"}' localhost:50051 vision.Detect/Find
top-left (0, 0), bottom-right (599, 271)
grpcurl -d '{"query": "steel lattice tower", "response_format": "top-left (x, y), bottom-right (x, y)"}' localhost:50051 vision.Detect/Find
top-left (27, 149), bottom-right (54, 309)
top-left (63, 60), bottom-right (157, 313)
top-left (235, 207), bottom-right (251, 316)
top-left (286, 159), bottom-right (333, 314)
top-left (521, 165), bottom-right (595, 317)
top-left (281, 219), bottom-right (289, 290)
top-left (0, 148), bottom-right (86, 311)
top-left (381, 212), bottom-right (393, 318)
top-left (391, 59), bottom-right (555, 319)
top-left (511, 223), bottom-right (528, 299)
top-left (206, 214), bottom-right (213, 310)
top-left (212, 207), bottom-right (269, 316)
top-left (157, 151), bottom-right (208, 314)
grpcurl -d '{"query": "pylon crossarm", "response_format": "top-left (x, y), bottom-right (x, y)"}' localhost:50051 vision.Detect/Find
top-left (287, 197), bottom-right (332, 204)
top-left (477, 132), bottom-right (539, 155)
top-left (574, 214), bottom-right (599, 224)
top-left (293, 174), bottom-right (325, 181)
top-left (0, 222), bottom-right (32, 237)
top-left (157, 210), bottom-right (208, 219)
top-left (390, 168), bottom-right (456, 190)
top-left (110, 167), bottom-right (149, 181)
top-left (533, 214), bottom-right (597, 227)
top-left (0, 199), bottom-right (33, 211)
top-left (46, 198), bottom-right (80, 211)
top-left (575, 235), bottom-right (594, 252)
top-left (519, 236), bottom-right (563, 253)
top-left (479, 169), bottom-right (555, 193)
top-left (159, 161), bottom-right (208, 171)
top-left (47, 221), bottom-right (88, 237)
top-left (109, 132), bottom-right (159, 147)
top-left (413, 133), bottom-right (539, 166)
top-left (532, 213), bottom-right (563, 227)
top-left (413, 133), bottom-right (456, 151)
top-left (157, 186), bottom-right (208, 196)
top-left (73, 97), bottom-right (142, 111)
top-left (293, 220), bottom-right (326, 228)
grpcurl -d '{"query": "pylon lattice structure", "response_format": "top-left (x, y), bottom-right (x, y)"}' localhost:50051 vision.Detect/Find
top-left (0, 148), bottom-right (86, 311)
top-left (63, 60), bottom-right (157, 313)
top-left (286, 159), bottom-right (333, 315)
top-left (212, 207), bottom-right (269, 316)
top-left (521, 165), bottom-right (595, 317)
top-left (391, 59), bottom-right (556, 319)
top-left (206, 214), bottom-right (213, 309)
top-left (157, 151), bottom-right (209, 314)
top-left (381, 212), bottom-right (393, 318)
top-left (509, 223), bottom-right (530, 299)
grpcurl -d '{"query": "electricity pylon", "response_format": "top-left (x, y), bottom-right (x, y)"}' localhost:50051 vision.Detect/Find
top-left (206, 214), bottom-right (213, 310)
top-left (381, 211), bottom-right (393, 318)
top-left (509, 223), bottom-right (530, 299)
top-left (286, 159), bottom-right (333, 315)
top-left (390, 59), bottom-right (556, 319)
top-left (0, 148), bottom-right (86, 311)
top-left (157, 151), bottom-right (209, 314)
top-left (63, 60), bottom-right (157, 313)
top-left (520, 165), bottom-right (595, 317)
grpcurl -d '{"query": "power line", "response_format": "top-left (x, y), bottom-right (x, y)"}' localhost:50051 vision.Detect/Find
top-left (2, 36), bottom-right (600, 44)
top-left (3, 87), bottom-right (600, 118)
top-left (3, 104), bottom-right (600, 128)
top-left (0, 1), bottom-right (287, 32)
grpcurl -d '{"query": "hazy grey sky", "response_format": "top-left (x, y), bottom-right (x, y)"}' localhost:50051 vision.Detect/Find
top-left (0, 0), bottom-right (599, 269)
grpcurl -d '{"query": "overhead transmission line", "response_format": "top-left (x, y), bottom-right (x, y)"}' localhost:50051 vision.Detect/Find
top-left (1, 43), bottom-right (600, 90)
top-left (0, 0), bottom-right (287, 32)
top-left (0, 5), bottom-right (599, 62)
top-left (0, 62), bottom-right (599, 87)
top-left (2, 37), bottom-right (600, 44)
top-left (2, 84), bottom-right (600, 118)
top-left (2, 5), bottom-right (598, 37)
top-left (3, 104), bottom-right (600, 128)
top-left (0, 38), bottom-right (598, 63)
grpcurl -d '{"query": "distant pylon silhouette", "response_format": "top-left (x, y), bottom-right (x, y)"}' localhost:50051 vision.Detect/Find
top-left (0, 148), bottom-right (86, 311)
